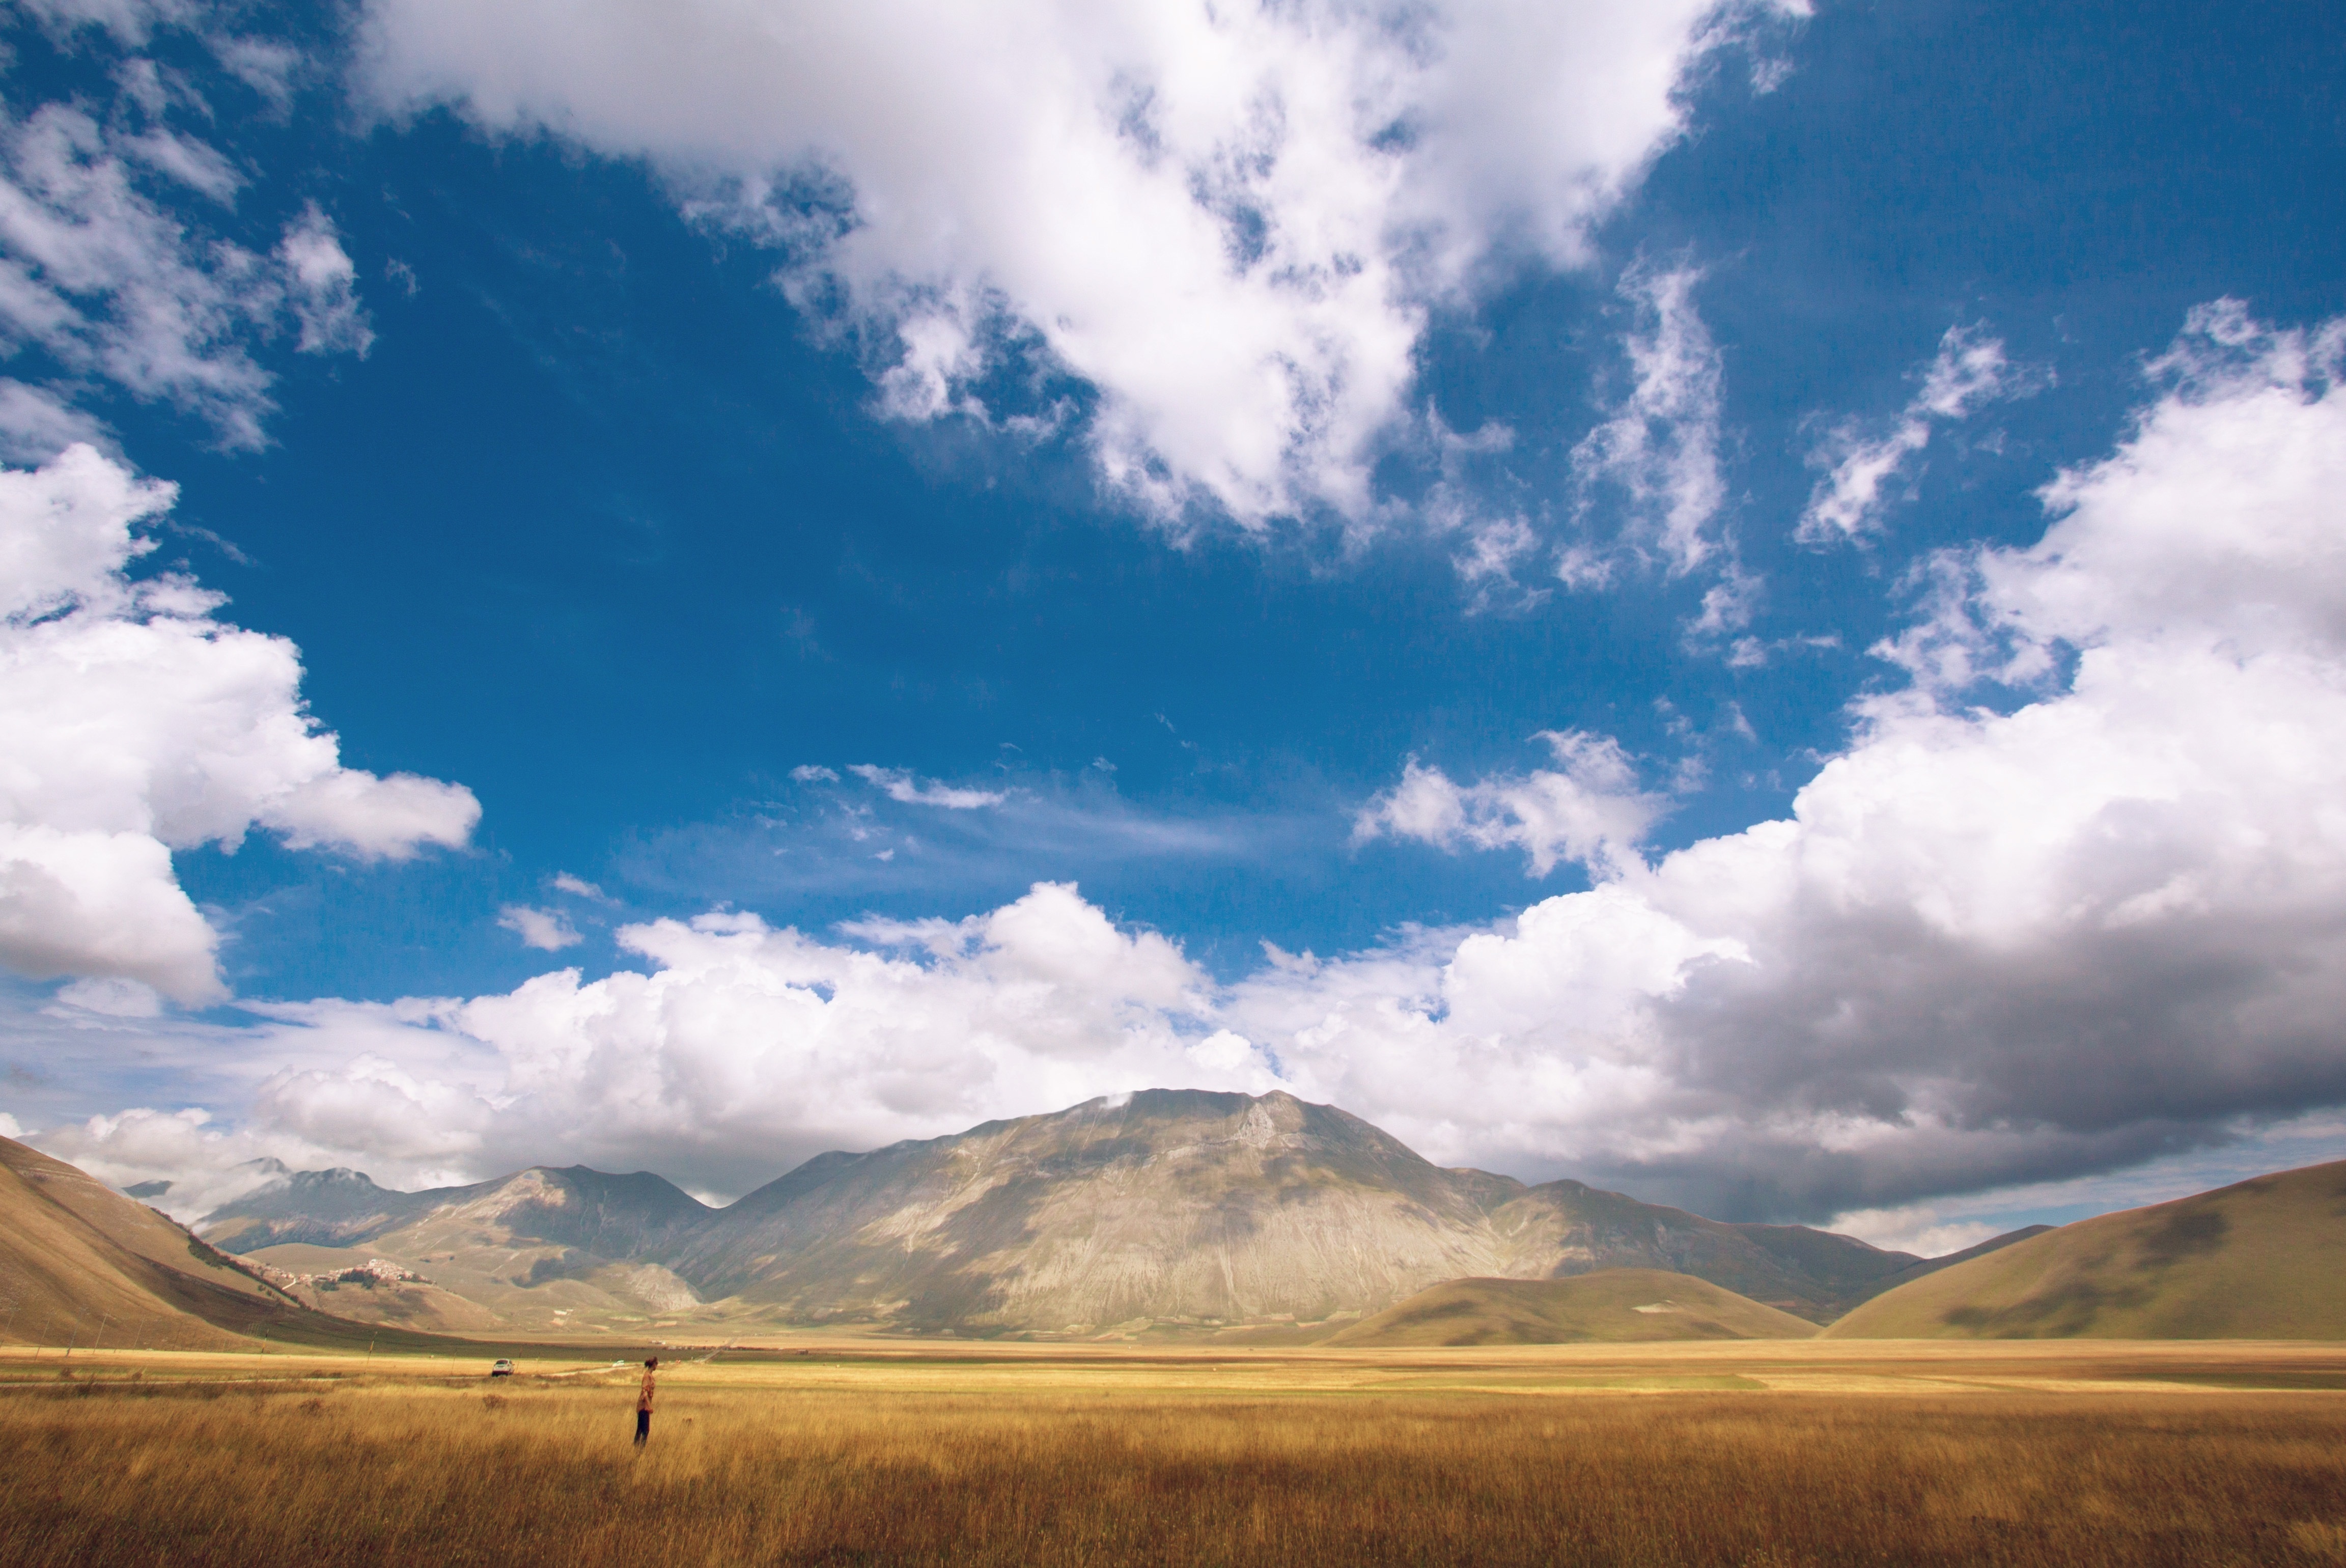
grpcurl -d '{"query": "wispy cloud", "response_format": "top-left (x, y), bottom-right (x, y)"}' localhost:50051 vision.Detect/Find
top-left (1798, 324), bottom-right (2034, 542)
top-left (1571, 261), bottom-right (1728, 576)
top-left (0, 92), bottom-right (374, 450)
top-left (848, 764), bottom-right (1005, 810)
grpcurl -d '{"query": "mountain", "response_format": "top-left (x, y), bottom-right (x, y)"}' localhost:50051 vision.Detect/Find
top-left (201, 1089), bottom-right (1921, 1336)
top-left (1325, 1269), bottom-right (1821, 1347)
top-left (668, 1090), bottom-right (1917, 1334)
top-left (0, 1133), bottom-right (434, 1351)
top-left (1824, 1160), bottom-right (2346, 1339)
top-left (203, 1165), bottom-right (715, 1335)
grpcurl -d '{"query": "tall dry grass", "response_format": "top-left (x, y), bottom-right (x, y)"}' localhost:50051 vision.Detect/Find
top-left (4, 1373), bottom-right (2343, 1565)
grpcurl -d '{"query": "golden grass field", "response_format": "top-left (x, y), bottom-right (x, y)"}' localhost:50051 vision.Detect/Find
top-left (4, 1337), bottom-right (2344, 1566)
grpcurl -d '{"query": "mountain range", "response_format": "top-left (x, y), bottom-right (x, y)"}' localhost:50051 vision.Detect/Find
top-left (194, 1089), bottom-right (1977, 1339)
top-left (7, 1088), bottom-right (2342, 1348)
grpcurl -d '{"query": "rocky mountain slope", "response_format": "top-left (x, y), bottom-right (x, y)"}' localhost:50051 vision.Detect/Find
top-left (666, 1089), bottom-right (1917, 1333)
top-left (1825, 1160), bottom-right (2346, 1339)
top-left (206, 1165), bottom-right (716, 1335)
top-left (199, 1089), bottom-right (1924, 1336)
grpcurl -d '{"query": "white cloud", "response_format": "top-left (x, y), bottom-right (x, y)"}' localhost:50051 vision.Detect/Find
top-left (276, 204), bottom-right (375, 356)
top-left (1353, 730), bottom-right (1667, 877)
top-left (355, 0), bottom-right (1801, 527)
top-left (35, 1106), bottom-right (341, 1221)
top-left (1822, 1204), bottom-right (1997, 1258)
top-left (498, 905), bottom-right (582, 951)
top-left (849, 764), bottom-right (1006, 810)
top-left (53, 975), bottom-right (163, 1017)
top-left (211, 37), bottom-right (304, 110)
top-left (14, 0), bottom-right (195, 46)
top-left (44, 303), bottom-right (2346, 1224)
top-left (0, 444), bottom-right (480, 1004)
top-left (1798, 324), bottom-right (2027, 543)
top-left (0, 379), bottom-right (112, 464)
top-left (253, 882), bottom-right (1258, 1190)
top-left (550, 872), bottom-right (607, 900)
top-left (1570, 261), bottom-right (1728, 575)
top-left (0, 91), bottom-right (374, 450)
top-left (788, 764), bottom-right (839, 782)
top-left (1290, 304), bottom-right (2346, 1213)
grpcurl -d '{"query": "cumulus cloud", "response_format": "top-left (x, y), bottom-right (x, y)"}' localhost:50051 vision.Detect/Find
top-left (242, 883), bottom-right (1258, 1192)
top-left (355, 0), bottom-right (1801, 527)
top-left (1297, 303), bottom-right (2346, 1213)
top-left (848, 764), bottom-right (1006, 810)
top-left (498, 905), bottom-right (581, 951)
top-left (1353, 730), bottom-right (1668, 878)
top-left (1797, 324), bottom-right (2027, 543)
top-left (0, 445), bottom-right (480, 1004)
top-left (44, 304), bottom-right (2346, 1223)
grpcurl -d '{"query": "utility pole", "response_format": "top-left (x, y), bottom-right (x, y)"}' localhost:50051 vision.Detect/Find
top-left (93, 1313), bottom-right (110, 1353)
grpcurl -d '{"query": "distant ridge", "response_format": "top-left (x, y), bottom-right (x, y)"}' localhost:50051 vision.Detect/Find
top-left (1325, 1270), bottom-right (1820, 1347)
top-left (1825, 1160), bottom-right (2346, 1339)
top-left (196, 1089), bottom-right (1925, 1336)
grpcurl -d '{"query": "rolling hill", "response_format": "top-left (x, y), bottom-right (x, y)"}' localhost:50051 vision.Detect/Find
top-left (1324, 1269), bottom-right (1821, 1347)
top-left (1824, 1160), bottom-right (2346, 1339)
top-left (200, 1090), bottom-right (1925, 1336)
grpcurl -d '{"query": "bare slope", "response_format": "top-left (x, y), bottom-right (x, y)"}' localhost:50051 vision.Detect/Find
top-left (671, 1090), bottom-right (1917, 1332)
top-left (1825, 1160), bottom-right (2346, 1339)
top-left (1325, 1269), bottom-right (1822, 1346)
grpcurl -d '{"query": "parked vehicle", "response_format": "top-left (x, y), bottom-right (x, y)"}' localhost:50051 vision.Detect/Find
top-left (490, 1358), bottom-right (515, 1377)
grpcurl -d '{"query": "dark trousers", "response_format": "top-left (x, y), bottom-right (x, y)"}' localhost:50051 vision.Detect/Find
top-left (635, 1409), bottom-right (651, 1445)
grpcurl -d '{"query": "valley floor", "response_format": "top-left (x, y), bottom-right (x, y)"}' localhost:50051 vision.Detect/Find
top-left (3, 1340), bottom-right (2343, 1565)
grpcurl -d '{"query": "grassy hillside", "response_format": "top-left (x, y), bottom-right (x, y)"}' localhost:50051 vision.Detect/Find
top-left (0, 1135), bottom-right (517, 1356)
top-left (1825, 1159), bottom-right (2346, 1339)
top-left (0, 1134), bottom-right (278, 1350)
top-left (1325, 1269), bottom-right (1821, 1347)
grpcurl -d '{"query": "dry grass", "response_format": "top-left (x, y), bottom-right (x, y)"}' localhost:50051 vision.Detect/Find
top-left (3, 1345), bottom-right (2344, 1566)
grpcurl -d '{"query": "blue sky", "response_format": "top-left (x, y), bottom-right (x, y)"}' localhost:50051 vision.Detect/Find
top-left (3, 0), bottom-right (2343, 1255)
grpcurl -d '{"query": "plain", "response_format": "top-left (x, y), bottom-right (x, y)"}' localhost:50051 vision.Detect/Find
top-left (4, 1338), bottom-right (2344, 1567)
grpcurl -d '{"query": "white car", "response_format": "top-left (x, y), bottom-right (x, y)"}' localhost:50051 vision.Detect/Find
top-left (489, 1359), bottom-right (515, 1377)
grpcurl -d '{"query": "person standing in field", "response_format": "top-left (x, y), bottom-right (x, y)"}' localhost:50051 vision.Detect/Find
top-left (634, 1356), bottom-right (658, 1448)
